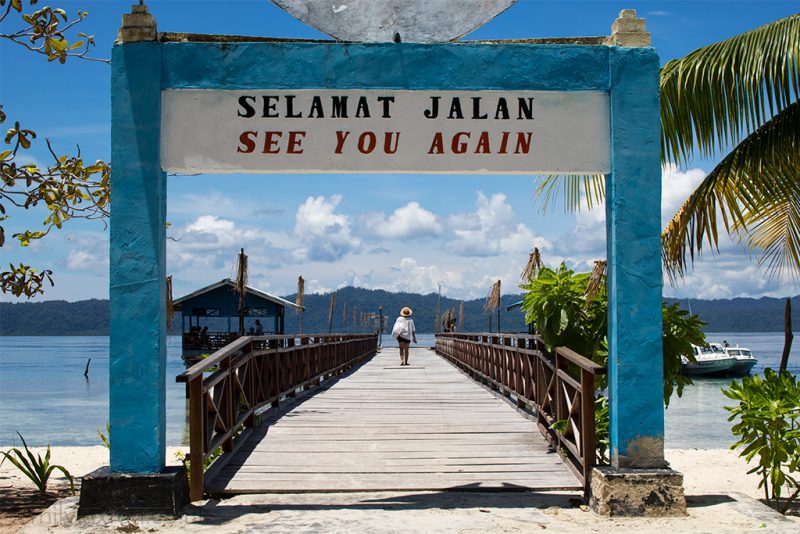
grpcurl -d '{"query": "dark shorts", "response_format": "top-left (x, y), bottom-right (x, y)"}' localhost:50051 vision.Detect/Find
top-left (397, 336), bottom-right (410, 344)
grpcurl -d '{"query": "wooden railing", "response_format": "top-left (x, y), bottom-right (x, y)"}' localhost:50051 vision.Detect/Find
top-left (435, 333), bottom-right (605, 492)
top-left (176, 333), bottom-right (379, 500)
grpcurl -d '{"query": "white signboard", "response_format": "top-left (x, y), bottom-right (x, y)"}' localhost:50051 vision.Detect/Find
top-left (161, 89), bottom-right (610, 174)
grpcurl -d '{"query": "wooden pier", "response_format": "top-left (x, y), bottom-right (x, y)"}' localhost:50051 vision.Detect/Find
top-left (206, 347), bottom-right (581, 494)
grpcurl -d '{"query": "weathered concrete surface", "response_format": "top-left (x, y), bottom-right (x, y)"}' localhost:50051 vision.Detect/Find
top-left (77, 466), bottom-right (188, 518)
top-left (20, 490), bottom-right (798, 533)
top-left (589, 466), bottom-right (686, 517)
top-left (268, 0), bottom-right (517, 43)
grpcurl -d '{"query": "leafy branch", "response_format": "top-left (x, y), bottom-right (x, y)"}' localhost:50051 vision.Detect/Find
top-left (0, 0), bottom-right (108, 64)
top-left (0, 1), bottom-right (110, 298)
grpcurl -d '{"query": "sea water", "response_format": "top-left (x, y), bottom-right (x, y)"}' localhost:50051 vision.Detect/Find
top-left (1, 333), bottom-right (798, 448)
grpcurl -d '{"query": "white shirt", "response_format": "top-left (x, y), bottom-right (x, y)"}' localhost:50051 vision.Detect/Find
top-left (392, 316), bottom-right (415, 339)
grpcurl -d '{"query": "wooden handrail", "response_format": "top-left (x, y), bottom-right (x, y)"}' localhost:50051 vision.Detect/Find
top-left (434, 332), bottom-right (604, 496)
top-left (555, 346), bottom-right (606, 375)
top-left (177, 336), bottom-right (252, 382)
top-left (176, 332), bottom-right (379, 501)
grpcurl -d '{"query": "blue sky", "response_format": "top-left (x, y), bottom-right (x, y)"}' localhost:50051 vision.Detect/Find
top-left (2, 1), bottom-right (799, 302)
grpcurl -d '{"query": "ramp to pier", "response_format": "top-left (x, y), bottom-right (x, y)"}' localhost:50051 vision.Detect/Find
top-left (207, 347), bottom-right (581, 493)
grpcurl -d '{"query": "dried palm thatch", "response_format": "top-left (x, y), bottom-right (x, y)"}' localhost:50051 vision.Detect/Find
top-left (165, 275), bottom-right (174, 330)
top-left (484, 280), bottom-right (501, 313)
top-left (235, 248), bottom-right (248, 334)
top-left (584, 260), bottom-right (607, 308)
top-left (296, 276), bottom-right (305, 333)
top-left (458, 302), bottom-right (464, 331)
top-left (520, 247), bottom-right (544, 281)
top-left (485, 280), bottom-right (501, 332)
top-left (328, 292), bottom-right (336, 333)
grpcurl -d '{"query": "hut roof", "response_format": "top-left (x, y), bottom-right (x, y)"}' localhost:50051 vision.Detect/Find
top-left (174, 278), bottom-right (301, 311)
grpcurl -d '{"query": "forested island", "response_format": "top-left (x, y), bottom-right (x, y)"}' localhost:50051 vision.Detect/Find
top-left (1, 289), bottom-right (798, 336)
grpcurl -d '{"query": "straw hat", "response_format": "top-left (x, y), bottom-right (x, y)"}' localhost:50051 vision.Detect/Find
top-left (401, 307), bottom-right (412, 317)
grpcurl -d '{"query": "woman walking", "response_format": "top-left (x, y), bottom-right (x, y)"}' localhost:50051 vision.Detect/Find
top-left (392, 307), bottom-right (417, 365)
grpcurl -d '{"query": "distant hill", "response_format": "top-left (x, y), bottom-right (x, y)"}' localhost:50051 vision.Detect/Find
top-left (1, 291), bottom-right (799, 336)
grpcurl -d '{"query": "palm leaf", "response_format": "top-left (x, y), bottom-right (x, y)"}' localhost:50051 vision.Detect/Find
top-left (662, 100), bottom-right (800, 281)
top-left (535, 14), bottom-right (800, 279)
top-left (534, 174), bottom-right (605, 213)
top-left (661, 14), bottom-right (800, 164)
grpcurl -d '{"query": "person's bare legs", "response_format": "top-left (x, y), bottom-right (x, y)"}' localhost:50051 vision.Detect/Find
top-left (399, 341), bottom-right (409, 365)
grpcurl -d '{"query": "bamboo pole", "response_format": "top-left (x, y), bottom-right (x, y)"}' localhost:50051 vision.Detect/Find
top-left (235, 249), bottom-right (248, 335)
top-left (328, 292), bottom-right (336, 334)
top-left (296, 276), bottom-right (305, 334)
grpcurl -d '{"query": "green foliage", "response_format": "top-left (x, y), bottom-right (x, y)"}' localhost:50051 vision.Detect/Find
top-left (534, 15), bottom-right (800, 280)
top-left (723, 370), bottom-right (800, 513)
top-left (0, 432), bottom-right (75, 497)
top-left (520, 263), bottom-right (606, 360)
top-left (662, 303), bottom-right (706, 407)
top-left (521, 264), bottom-right (707, 407)
top-left (97, 421), bottom-right (110, 449)
top-left (175, 446), bottom-right (225, 485)
top-left (0, 1), bottom-right (109, 298)
top-left (0, 0), bottom-right (101, 64)
top-left (594, 395), bottom-right (609, 464)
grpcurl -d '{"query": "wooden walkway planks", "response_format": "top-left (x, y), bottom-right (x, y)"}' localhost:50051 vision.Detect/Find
top-left (207, 347), bottom-right (580, 493)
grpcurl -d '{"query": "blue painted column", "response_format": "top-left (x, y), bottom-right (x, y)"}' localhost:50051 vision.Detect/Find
top-left (109, 42), bottom-right (167, 473)
top-left (605, 46), bottom-right (665, 469)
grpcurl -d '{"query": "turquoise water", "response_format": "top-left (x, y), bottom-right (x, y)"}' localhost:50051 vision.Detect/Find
top-left (0, 333), bottom-right (797, 448)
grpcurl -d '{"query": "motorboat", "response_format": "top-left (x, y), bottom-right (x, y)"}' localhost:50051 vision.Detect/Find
top-left (681, 344), bottom-right (737, 376)
top-left (721, 344), bottom-right (759, 376)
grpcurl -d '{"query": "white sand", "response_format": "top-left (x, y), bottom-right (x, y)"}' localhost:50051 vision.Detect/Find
top-left (0, 446), bottom-right (188, 489)
top-left (4, 446), bottom-right (798, 533)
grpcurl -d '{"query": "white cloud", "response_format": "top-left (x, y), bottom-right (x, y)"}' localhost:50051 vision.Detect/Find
top-left (292, 195), bottom-right (360, 262)
top-left (360, 202), bottom-right (442, 240)
top-left (385, 257), bottom-right (464, 295)
top-left (446, 192), bottom-right (549, 256)
top-left (63, 232), bottom-right (108, 272)
top-left (66, 249), bottom-right (96, 270)
top-left (662, 164), bottom-right (706, 227)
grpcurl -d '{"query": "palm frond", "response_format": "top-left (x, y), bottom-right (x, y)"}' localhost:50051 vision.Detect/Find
top-left (660, 14), bottom-right (800, 164)
top-left (662, 100), bottom-right (800, 281)
top-left (738, 173), bottom-right (800, 279)
top-left (534, 174), bottom-right (605, 213)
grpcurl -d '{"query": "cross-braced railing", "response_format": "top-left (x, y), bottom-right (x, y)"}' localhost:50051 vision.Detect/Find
top-left (176, 333), bottom-right (379, 500)
top-left (435, 333), bottom-right (605, 492)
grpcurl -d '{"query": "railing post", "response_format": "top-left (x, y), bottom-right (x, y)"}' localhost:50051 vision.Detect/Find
top-left (223, 354), bottom-right (234, 452)
top-left (581, 368), bottom-right (597, 490)
top-left (188, 376), bottom-right (204, 501)
top-left (502, 336), bottom-right (512, 397)
top-left (555, 348), bottom-right (565, 437)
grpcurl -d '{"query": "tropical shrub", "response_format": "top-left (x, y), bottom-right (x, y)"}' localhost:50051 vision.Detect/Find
top-left (0, 432), bottom-right (75, 497)
top-left (520, 263), bottom-right (606, 361)
top-left (520, 263), bottom-right (706, 406)
top-left (723, 370), bottom-right (800, 514)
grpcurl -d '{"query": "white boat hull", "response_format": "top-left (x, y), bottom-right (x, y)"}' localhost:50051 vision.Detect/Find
top-left (727, 358), bottom-right (758, 376)
top-left (681, 356), bottom-right (737, 376)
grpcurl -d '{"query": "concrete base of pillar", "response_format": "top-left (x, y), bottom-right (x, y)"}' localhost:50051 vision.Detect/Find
top-left (589, 466), bottom-right (686, 516)
top-left (77, 466), bottom-right (189, 518)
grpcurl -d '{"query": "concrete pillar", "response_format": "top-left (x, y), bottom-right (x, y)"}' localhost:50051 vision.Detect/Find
top-left (605, 10), bottom-right (665, 470)
top-left (109, 4), bottom-right (166, 473)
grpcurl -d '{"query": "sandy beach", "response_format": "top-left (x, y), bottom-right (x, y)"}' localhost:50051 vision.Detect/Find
top-left (2, 446), bottom-right (798, 533)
